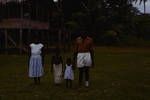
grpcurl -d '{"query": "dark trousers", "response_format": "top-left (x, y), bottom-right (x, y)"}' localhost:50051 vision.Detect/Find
top-left (34, 77), bottom-right (40, 84)
top-left (78, 67), bottom-right (89, 85)
top-left (65, 79), bottom-right (72, 88)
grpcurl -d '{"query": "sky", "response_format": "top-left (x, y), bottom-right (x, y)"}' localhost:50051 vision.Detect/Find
top-left (0, 0), bottom-right (150, 14)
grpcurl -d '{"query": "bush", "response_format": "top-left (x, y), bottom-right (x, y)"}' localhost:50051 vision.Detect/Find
top-left (102, 30), bottom-right (119, 45)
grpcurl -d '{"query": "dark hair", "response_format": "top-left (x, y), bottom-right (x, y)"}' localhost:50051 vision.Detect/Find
top-left (80, 30), bottom-right (89, 37)
top-left (66, 58), bottom-right (71, 65)
top-left (54, 46), bottom-right (60, 55)
top-left (33, 34), bottom-right (39, 43)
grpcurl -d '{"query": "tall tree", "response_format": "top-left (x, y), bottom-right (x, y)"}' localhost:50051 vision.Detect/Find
top-left (134, 0), bottom-right (147, 13)
top-left (140, 0), bottom-right (147, 14)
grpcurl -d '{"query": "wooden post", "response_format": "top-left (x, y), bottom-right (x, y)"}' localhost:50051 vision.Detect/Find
top-left (20, 1), bottom-right (23, 54)
top-left (58, 29), bottom-right (61, 47)
top-left (19, 29), bottom-right (23, 54)
top-left (27, 29), bottom-right (31, 45)
top-left (4, 29), bottom-right (8, 54)
top-left (47, 31), bottom-right (50, 48)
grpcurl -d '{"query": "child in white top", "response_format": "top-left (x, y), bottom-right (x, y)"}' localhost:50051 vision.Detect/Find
top-left (64, 58), bottom-right (74, 88)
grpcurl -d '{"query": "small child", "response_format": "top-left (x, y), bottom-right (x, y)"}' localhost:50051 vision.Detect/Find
top-left (51, 48), bottom-right (63, 85)
top-left (64, 58), bottom-right (74, 88)
top-left (28, 37), bottom-right (44, 84)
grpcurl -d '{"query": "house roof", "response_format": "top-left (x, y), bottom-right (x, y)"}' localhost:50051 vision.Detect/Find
top-left (0, 18), bottom-right (49, 30)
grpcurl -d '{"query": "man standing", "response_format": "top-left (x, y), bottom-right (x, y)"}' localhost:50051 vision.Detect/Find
top-left (74, 31), bottom-right (94, 87)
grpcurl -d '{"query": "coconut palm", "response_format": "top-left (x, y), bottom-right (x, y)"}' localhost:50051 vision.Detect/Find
top-left (134, 0), bottom-right (147, 13)
top-left (140, 0), bottom-right (147, 14)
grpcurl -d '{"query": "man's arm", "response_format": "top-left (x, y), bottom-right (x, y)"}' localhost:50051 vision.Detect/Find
top-left (90, 49), bottom-right (94, 67)
top-left (90, 38), bottom-right (94, 67)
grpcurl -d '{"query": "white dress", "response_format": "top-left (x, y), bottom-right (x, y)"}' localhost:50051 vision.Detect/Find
top-left (64, 64), bottom-right (74, 80)
top-left (29, 43), bottom-right (44, 77)
top-left (53, 64), bottom-right (63, 84)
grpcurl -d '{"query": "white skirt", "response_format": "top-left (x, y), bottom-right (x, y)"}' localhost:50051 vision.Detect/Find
top-left (29, 55), bottom-right (44, 77)
top-left (77, 52), bottom-right (92, 68)
top-left (53, 64), bottom-right (63, 84)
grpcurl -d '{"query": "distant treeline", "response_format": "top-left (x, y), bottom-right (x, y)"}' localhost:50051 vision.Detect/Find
top-left (0, 0), bottom-right (150, 46)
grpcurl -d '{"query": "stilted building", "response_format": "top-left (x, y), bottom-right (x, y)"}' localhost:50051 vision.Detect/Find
top-left (0, 0), bottom-right (69, 54)
top-left (0, 18), bottom-right (49, 54)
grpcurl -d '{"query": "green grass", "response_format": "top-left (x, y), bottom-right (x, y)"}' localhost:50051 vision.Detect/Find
top-left (0, 47), bottom-right (150, 100)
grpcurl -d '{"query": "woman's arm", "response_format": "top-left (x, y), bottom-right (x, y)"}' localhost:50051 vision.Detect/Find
top-left (60, 56), bottom-right (64, 73)
top-left (51, 56), bottom-right (54, 73)
top-left (41, 47), bottom-right (45, 66)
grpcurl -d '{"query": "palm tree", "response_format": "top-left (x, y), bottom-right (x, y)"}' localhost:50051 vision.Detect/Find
top-left (140, 0), bottom-right (147, 14)
top-left (134, 0), bottom-right (147, 14)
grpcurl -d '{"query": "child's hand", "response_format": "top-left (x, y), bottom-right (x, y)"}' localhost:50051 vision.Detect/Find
top-left (72, 65), bottom-right (75, 70)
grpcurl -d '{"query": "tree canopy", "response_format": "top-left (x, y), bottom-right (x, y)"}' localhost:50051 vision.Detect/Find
top-left (0, 0), bottom-right (150, 46)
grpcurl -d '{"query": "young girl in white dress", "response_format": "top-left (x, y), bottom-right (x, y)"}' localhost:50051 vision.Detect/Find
top-left (29, 37), bottom-right (44, 84)
top-left (64, 58), bottom-right (74, 88)
top-left (51, 48), bottom-right (63, 85)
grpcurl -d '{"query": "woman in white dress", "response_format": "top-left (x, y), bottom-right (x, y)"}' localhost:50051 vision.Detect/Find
top-left (29, 38), bottom-right (44, 84)
top-left (64, 58), bottom-right (74, 88)
top-left (51, 50), bottom-right (63, 85)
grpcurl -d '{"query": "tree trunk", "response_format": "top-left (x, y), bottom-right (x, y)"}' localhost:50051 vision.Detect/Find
top-left (144, 1), bottom-right (146, 14)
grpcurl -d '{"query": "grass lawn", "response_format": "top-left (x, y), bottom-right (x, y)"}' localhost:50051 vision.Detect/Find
top-left (0, 47), bottom-right (150, 100)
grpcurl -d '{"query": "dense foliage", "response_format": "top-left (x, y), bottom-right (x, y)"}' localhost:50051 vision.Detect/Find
top-left (0, 0), bottom-right (150, 45)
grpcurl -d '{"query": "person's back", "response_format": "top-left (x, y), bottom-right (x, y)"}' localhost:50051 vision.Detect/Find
top-left (51, 50), bottom-right (63, 85)
top-left (64, 58), bottom-right (74, 88)
top-left (74, 31), bottom-right (94, 87)
top-left (30, 43), bottom-right (43, 55)
top-left (75, 36), bottom-right (93, 53)
top-left (28, 36), bottom-right (44, 85)
top-left (52, 55), bottom-right (62, 65)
